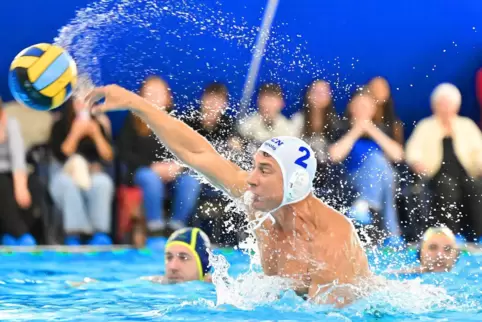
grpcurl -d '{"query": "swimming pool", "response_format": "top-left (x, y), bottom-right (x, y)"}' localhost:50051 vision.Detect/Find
top-left (0, 245), bottom-right (480, 321)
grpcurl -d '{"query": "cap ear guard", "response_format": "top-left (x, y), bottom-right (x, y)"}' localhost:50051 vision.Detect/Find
top-left (286, 167), bottom-right (312, 204)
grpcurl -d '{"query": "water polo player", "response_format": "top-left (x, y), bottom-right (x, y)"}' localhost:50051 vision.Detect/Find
top-left (86, 84), bottom-right (371, 307)
top-left (144, 227), bottom-right (212, 284)
top-left (390, 227), bottom-right (459, 275)
top-left (70, 227), bottom-right (212, 286)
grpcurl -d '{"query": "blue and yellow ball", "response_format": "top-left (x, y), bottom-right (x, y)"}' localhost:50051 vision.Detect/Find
top-left (8, 43), bottom-right (77, 111)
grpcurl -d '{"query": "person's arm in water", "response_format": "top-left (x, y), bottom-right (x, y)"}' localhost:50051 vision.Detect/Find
top-left (86, 85), bottom-right (248, 198)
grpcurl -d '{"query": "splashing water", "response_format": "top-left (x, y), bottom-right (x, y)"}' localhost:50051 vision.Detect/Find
top-left (49, 0), bottom-right (478, 314)
top-left (54, 0), bottom-right (357, 111)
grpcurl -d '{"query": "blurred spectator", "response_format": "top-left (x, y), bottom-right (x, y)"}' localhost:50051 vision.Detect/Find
top-left (368, 77), bottom-right (405, 145)
top-left (329, 87), bottom-right (404, 239)
top-left (238, 83), bottom-right (297, 148)
top-left (117, 76), bottom-right (201, 235)
top-left (0, 97), bottom-right (40, 246)
top-left (291, 80), bottom-right (347, 207)
top-left (476, 68), bottom-right (482, 128)
top-left (184, 82), bottom-right (245, 244)
top-left (48, 98), bottom-right (114, 245)
top-left (405, 83), bottom-right (482, 240)
top-left (186, 82), bottom-right (242, 157)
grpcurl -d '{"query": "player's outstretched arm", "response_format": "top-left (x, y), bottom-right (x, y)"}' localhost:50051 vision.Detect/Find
top-left (86, 85), bottom-right (248, 198)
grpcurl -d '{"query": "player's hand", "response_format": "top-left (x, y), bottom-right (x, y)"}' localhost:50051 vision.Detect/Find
top-left (85, 85), bottom-right (138, 115)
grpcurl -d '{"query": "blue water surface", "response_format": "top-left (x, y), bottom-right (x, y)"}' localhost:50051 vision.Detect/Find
top-left (0, 247), bottom-right (481, 321)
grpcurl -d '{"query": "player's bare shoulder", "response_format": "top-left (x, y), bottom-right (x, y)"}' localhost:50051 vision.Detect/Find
top-left (312, 197), bottom-right (354, 232)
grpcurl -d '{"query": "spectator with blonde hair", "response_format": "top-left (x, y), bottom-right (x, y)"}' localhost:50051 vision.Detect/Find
top-left (406, 83), bottom-right (482, 241)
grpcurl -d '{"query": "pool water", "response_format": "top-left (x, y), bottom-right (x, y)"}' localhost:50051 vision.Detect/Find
top-left (0, 247), bottom-right (481, 321)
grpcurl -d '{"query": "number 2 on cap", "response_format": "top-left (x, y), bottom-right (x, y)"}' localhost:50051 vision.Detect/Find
top-left (294, 147), bottom-right (310, 169)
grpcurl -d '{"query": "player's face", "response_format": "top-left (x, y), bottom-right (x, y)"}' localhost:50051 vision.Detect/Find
top-left (247, 152), bottom-right (284, 211)
top-left (420, 234), bottom-right (458, 272)
top-left (165, 244), bottom-right (200, 283)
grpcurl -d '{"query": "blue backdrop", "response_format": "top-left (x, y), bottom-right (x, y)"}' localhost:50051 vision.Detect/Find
top-left (0, 0), bottom-right (481, 137)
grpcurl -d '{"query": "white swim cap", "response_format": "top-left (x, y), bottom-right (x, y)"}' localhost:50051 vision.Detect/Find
top-left (422, 226), bottom-right (456, 243)
top-left (257, 136), bottom-right (317, 209)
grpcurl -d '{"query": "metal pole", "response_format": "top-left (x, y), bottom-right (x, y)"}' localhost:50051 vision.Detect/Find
top-left (238, 0), bottom-right (280, 119)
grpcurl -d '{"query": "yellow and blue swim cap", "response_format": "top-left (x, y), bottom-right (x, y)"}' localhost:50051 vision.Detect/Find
top-left (166, 227), bottom-right (211, 280)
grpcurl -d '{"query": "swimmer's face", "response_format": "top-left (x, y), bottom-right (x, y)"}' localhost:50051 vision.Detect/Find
top-left (420, 233), bottom-right (458, 272)
top-left (247, 152), bottom-right (284, 211)
top-left (165, 244), bottom-right (200, 283)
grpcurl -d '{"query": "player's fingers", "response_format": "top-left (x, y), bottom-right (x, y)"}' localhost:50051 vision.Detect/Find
top-left (85, 87), bottom-right (107, 109)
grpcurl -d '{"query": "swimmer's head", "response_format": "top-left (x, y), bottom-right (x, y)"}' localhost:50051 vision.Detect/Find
top-left (247, 136), bottom-right (317, 212)
top-left (420, 226), bottom-right (459, 273)
top-left (165, 227), bottom-right (211, 283)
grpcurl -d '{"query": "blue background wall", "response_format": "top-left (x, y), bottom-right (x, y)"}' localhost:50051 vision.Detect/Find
top-left (0, 0), bottom-right (481, 137)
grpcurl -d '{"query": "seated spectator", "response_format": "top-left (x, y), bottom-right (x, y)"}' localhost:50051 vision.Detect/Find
top-left (186, 82), bottom-right (242, 158)
top-left (291, 80), bottom-right (347, 207)
top-left (405, 83), bottom-right (482, 240)
top-left (368, 76), bottom-right (405, 145)
top-left (476, 68), bottom-right (482, 128)
top-left (184, 82), bottom-right (245, 245)
top-left (0, 97), bottom-right (40, 246)
top-left (48, 97), bottom-right (114, 245)
top-left (329, 87), bottom-right (404, 240)
top-left (238, 83), bottom-right (297, 149)
top-left (117, 76), bottom-right (201, 235)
